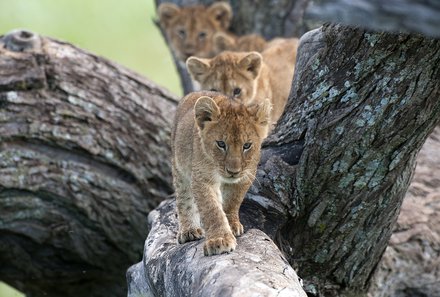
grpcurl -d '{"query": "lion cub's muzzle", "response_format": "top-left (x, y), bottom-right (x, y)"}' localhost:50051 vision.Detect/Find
top-left (225, 157), bottom-right (241, 178)
top-left (226, 167), bottom-right (240, 177)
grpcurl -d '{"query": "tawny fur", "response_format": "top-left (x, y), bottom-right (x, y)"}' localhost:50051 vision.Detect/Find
top-left (186, 38), bottom-right (299, 125)
top-left (171, 91), bottom-right (271, 256)
top-left (213, 32), bottom-right (267, 54)
top-left (157, 2), bottom-right (232, 62)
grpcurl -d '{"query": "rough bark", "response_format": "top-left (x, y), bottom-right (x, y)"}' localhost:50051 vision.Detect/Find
top-left (0, 30), bottom-right (177, 297)
top-left (127, 200), bottom-right (307, 297)
top-left (267, 24), bottom-right (440, 295)
top-left (154, 0), bottom-right (319, 93)
top-left (308, 0), bottom-right (440, 38)
top-left (368, 126), bottom-right (440, 297)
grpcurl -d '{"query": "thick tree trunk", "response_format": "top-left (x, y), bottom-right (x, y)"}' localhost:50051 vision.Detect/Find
top-left (269, 24), bottom-right (440, 294)
top-left (0, 30), bottom-right (177, 297)
top-left (368, 126), bottom-right (440, 297)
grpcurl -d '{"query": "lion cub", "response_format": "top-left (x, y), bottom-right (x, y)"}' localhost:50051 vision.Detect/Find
top-left (172, 91), bottom-right (271, 256)
top-left (186, 38), bottom-right (299, 125)
top-left (157, 2), bottom-right (232, 62)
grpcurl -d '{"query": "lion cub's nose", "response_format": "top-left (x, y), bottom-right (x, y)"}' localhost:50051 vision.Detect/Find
top-left (226, 168), bottom-right (240, 176)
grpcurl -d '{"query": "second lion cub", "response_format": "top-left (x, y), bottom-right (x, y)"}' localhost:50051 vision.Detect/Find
top-left (187, 38), bottom-right (299, 125)
top-left (172, 91), bottom-right (271, 256)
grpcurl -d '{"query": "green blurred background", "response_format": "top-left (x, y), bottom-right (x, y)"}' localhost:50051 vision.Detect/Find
top-left (0, 0), bottom-right (180, 295)
top-left (0, 0), bottom-right (181, 94)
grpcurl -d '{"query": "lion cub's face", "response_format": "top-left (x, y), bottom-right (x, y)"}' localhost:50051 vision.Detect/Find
top-left (195, 95), bottom-right (271, 183)
top-left (187, 52), bottom-right (263, 104)
top-left (158, 2), bottom-right (232, 62)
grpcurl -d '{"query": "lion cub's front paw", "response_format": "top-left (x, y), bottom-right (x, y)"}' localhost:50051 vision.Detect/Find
top-left (229, 221), bottom-right (244, 237)
top-left (178, 227), bottom-right (204, 244)
top-left (203, 233), bottom-right (236, 256)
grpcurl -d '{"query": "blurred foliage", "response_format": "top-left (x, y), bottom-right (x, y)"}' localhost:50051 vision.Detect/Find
top-left (0, 0), bottom-right (181, 96)
top-left (0, 283), bottom-right (22, 297)
top-left (0, 0), bottom-right (180, 296)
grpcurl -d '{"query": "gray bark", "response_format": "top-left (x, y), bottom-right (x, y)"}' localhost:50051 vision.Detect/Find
top-left (127, 200), bottom-right (307, 297)
top-left (0, 30), bottom-right (177, 297)
top-left (266, 24), bottom-right (440, 294)
top-left (307, 0), bottom-right (440, 38)
top-left (368, 126), bottom-right (440, 297)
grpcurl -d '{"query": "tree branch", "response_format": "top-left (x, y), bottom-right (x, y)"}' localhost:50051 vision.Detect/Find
top-left (308, 0), bottom-right (440, 38)
top-left (0, 30), bottom-right (177, 297)
top-left (127, 200), bottom-right (307, 297)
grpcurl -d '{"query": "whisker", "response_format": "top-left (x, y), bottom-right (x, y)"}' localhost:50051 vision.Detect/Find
top-left (245, 170), bottom-right (261, 187)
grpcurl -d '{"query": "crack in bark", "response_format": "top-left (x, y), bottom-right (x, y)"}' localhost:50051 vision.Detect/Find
top-left (1, 139), bottom-right (140, 187)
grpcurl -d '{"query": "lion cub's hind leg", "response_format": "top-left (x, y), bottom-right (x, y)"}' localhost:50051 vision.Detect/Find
top-left (175, 174), bottom-right (204, 244)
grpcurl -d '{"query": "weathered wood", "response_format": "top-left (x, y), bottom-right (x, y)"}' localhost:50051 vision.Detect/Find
top-left (0, 30), bottom-right (177, 297)
top-left (307, 0), bottom-right (440, 38)
top-left (127, 199), bottom-right (307, 297)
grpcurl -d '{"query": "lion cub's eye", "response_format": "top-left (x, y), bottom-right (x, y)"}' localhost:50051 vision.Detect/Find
top-left (177, 29), bottom-right (186, 39)
top-left (233, 88), bottom-right (241, 97)
top-left (216, 140), bottom-right (227, 150)
top-left (210, 88), bottom-right (218, 92)
top-left (198, 32), bottom-right (207, 40)
top-left (243, 142), bottom-right (252, 151)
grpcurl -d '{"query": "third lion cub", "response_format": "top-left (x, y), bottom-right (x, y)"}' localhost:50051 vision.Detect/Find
top-left (158, 2), bottom-right (232, 62)
top-left (186, 38), bottom-right (299, 125)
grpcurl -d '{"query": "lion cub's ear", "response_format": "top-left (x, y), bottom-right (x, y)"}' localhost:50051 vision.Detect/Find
top-left (213, 32), bottom-right (235, 52)
top-left (207, 2), bottom-right (233, 29)
top-left (158, 3), bottom-right (180, 27)
top-left (186, 57), bottom-right (210, 82)
top-left (250, 99), bottom-right (272, 126)
top-left (194, 96), bottom-right (220, 129)
top-left (239, 52), bottom-right (262, 79)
